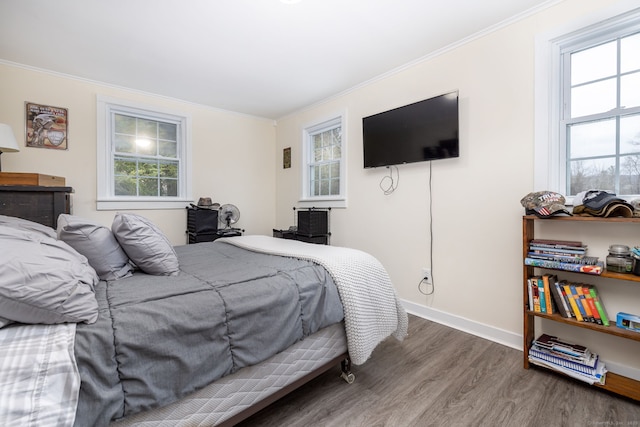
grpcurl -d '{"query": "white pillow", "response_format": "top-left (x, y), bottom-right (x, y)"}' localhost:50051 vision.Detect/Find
top-left (57, 214), bottom-right (134, 281)
top-left (112, 213), bottom-right (180, 276)
top-left (0, 225), bottom-right (99, 327)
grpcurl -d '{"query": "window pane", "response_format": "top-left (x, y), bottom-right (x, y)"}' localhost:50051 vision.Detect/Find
top-left (323, 146), bottom-right (333, 160)
top-left (621, 155), bottom-right (640, 194)
top-left (138, 160), bottom-right (158, 177)
top-left (569, 119), bottom-right (616, 158)
top-left (115, 134), bottom-right (135, 153)
top-left (330, 161), bottom-right (340, 179)
top-left (621, 114), bottom-right (640, 154)
top-left (332, 145), bottom-right (341, 159)
top-left (138, 119), bottom-right (157, 139)
top-left (621, 32), bottom-right (640, 73)
top-left (571, 41), bottom-right (616, 85)
top-left (621, 71), bottom-right (640, 109)
top-left (314, 148), bottom-right (323, 162)
top-left (313, 135), bottom-right (322, 149)
top-left (569, 157), bottom-right (615, 195)
top-left (160, 179), bottom-right (178, 196)
top-left (332, 128), bottom-right (342, 144)
top-left (571, 78), bottom-right (617, 117)
top-left (159, 140), bottom-right (177, 158)
top-left (158, 122), bottom-right (177, 141)
top-left (114, 114), bottom-right (136, 134)
top-left (114, 176), bottom-right (136, 196)
top-left (159, 161), bottom-right (178, 178)
top-left (114, 157), bottom-right (136, 176)
top-left (139, 178), bottom-right (158, 196)
top-left (330, 178), bottom-right (340, 195)
top-left (136, 138), bottom-right (157, 156)
top-left (320, 179), bottom-right (329, 195)
top-left (319, 164), bottom-right (329, 180)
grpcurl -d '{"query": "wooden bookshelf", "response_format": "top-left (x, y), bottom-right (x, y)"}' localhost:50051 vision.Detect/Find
top-left (522, 215), bottom-right (640, 402)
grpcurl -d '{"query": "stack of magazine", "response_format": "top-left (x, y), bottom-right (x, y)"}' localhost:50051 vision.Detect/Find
top-left (524, 239), bottom-right (604, 275)
top-left (528, 333), bottom-right (607, 385)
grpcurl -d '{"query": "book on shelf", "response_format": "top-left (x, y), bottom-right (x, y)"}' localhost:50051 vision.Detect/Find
top-left (562, 283), bottom-right (585, 322)
top-left (533, 333), bottom-right (589, 359)
top-left (528, 354), bottom-right (606, 385)
top-left (569, 284), bottom-right (589, 321)
top-left (542, 275), bottom-right (555, 314)
top-left (529, 246), bottom-right (588, 256)
top-left (530, 239), bottom-right (584, 248)
top-left (558, 282), bottom-right (575, 318)
top-left (549, 278), bottom-right (571, 318)
top-left (524, 257), bottom-right (604, 275)
top-left (528, 278), bottom-right (541, 312)
top-left (537, 277), bottom-right (547, 313)
top-left (575, 285), bottom-right (595, 323)
top-left (529, 333), bottom-right (607, 385)
top-left (588, 286), bottom-right (610, 326)
top-left (527, 276), bottom-right (611, 324)
top-left (526, 252), bottom-right (599, 265)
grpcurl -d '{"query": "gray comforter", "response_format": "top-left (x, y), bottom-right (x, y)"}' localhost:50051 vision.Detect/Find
top-left (73, 240), bottom-right (344, 427)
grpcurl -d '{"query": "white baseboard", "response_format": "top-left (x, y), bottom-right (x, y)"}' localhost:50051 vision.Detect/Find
top-left (400, 299), bottom-right (640, 382)
top-left (401, 299), bottom-right (522, 350)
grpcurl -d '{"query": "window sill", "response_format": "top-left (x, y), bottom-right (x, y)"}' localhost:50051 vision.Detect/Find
top-left (297, 198), bottom-right (347, 209)
top-left (97, 198), bottom-right (192, 210)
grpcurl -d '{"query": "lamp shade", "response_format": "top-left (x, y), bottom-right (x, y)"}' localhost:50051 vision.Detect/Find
top-left (0, 124), bottom-right (20, 153)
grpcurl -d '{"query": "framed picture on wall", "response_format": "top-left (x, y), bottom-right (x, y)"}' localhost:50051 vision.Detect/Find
top-left (283, 147), bottom-right (291, 169)
top-left (25, 102), bottom-right (68, 150)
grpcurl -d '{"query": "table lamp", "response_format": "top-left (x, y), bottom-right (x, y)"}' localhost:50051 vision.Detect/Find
top-left (0, 124), bottom-right (19, 172)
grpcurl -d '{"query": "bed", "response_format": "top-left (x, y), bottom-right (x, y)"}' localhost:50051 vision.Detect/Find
top-left (0, 213), bottom-right (408, 427)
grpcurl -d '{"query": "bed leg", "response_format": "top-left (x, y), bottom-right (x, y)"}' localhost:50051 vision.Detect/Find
top-left (340, 357), bottom-right (355, 384)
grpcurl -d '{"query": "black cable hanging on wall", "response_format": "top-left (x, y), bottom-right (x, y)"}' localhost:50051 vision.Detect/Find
top-left (379, 165), bottom-right (399, 195)
top-left (418, 161), bottom-right (434, 296)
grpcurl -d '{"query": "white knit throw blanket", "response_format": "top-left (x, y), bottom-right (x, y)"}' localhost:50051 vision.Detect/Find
top-left (221, 235), bottom-right (408, 365)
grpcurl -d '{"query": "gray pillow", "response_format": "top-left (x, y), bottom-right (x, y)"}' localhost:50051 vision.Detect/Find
top-left (0, 214), bottom-right (57, 239)
top-left (112, 213), bottom-right (180, 276)
top-left (57, 214), bottom-right (134, 281)
top-left (0, 225), bottom-right (99, 327)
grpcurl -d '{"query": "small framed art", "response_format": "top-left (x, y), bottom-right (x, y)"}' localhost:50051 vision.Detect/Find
top-left (25, 102), bottom-right (68, 150)
top-left (283, 147), bottom-right (291, 169)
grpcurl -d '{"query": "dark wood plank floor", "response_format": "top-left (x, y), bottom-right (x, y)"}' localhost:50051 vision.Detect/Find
top-left (237, 314), bottom-right (640, 427)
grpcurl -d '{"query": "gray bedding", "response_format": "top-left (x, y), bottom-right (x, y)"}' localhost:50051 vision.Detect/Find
top-left (73, 240), bottom-right (344, 427)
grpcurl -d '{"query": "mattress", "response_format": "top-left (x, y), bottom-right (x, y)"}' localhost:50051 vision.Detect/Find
top-left (111, 322), bottom-right (347, 426)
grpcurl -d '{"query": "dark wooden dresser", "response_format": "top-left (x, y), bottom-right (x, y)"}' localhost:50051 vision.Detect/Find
top-left (0, 185), bottom-right (73, 228)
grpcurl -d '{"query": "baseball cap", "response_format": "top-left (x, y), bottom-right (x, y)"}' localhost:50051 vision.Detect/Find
top-left (572, 190), bottom-right (633, 217)
top-left (573, 190), bottom-right (627, 210)
top-left (520, 191), bottom-right (572, 218)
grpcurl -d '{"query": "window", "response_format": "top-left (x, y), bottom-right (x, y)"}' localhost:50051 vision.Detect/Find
top-left (301, 114), bottom-right (346, 207)
top-left (563, 31), bottom-right (640, 196)
top-left (535, 6), bottom-right (640, 200)
top-left (97, 96), bottom-right (192, 210)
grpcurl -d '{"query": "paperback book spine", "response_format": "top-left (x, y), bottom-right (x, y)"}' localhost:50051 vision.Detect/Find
top-left (524, 258), bottom-right (603, 275)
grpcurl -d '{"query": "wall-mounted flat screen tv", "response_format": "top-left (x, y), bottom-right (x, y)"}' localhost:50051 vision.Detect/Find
top-left (362, 91), bottom-right (459, 168)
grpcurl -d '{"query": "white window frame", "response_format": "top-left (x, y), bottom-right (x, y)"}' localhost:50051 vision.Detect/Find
top-left (299, 112), bottom-right (347, 209)
top-left (534, 2), bottom-right (640, 204)
top-left (96, 95), bottom-right (192, 210)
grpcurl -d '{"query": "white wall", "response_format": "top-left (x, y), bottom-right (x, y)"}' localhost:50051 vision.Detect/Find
top-left (275, 0), bottom-right (640, 372)
top-left (0, 63), bottom-right (277, 243)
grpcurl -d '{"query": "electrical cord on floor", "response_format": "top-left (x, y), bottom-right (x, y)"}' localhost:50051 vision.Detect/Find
top-left (418, 161), bottom-right (434, 296)
top-left (380, 165), bottom-right (399, 195)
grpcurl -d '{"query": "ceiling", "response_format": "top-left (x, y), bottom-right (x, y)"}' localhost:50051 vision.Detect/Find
top-left (0, 0), bottom-right (557, 119)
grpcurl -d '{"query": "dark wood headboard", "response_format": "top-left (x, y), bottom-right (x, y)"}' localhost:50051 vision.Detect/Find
top-left (0, 185), bottom-right (73, 228)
